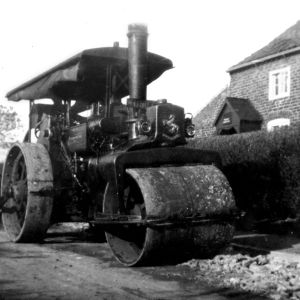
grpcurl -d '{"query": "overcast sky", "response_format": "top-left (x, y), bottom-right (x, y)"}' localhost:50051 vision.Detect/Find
top-left (1, 0), bottom-right (300, 125)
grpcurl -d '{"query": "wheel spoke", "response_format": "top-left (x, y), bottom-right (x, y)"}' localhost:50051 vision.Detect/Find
top-left (123, 180), bottom-right (145, 218)
top-left (16, 207), bottom-right (26, 225)
top-left (3, 150), bottom-right (28, 229)
top-left (20, 161), bottom-right (26, 181)
top-left (125, 188), bottom-right (135, 211)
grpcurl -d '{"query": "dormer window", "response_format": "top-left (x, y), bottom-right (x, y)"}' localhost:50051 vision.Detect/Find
top-left (269, 67), bottom-right (290, 100)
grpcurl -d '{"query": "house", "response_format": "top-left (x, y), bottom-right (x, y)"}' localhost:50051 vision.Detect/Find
top-left (195, 20), bottom-right (300, 137)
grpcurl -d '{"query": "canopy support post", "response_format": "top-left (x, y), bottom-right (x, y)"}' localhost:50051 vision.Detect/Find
top-left (28, 100), bottom-right (33, 143)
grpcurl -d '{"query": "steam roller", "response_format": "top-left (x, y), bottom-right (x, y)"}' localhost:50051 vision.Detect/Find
top-left (103, 165), bottom-right (235, 266)
top-left (1, 23), bottom-right (236, 266)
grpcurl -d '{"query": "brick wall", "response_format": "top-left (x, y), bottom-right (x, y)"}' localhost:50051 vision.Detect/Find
top-left (229, 54), bottom-right (300, 128)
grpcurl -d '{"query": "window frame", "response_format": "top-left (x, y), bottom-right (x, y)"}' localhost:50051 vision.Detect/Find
top-left (267, 118), bottom-right (290, 131)
top-left (268, 66), bottom-right (291, 100)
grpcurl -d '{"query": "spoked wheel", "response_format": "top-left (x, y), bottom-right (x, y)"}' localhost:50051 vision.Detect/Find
top-left (7, 152), bottom-right (27, 229)
top-left (1, 143), bottom-right (53, 242)
top-left (103, 165), bottom-right (236, 267)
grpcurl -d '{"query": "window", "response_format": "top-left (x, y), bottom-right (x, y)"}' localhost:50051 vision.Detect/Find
top-left (268, 67), bottom-right (290, 100)
top-left (267, 118), bottom-right (290, 131)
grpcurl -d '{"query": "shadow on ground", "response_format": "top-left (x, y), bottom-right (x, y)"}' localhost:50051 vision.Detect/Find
top-left (233, 218), bottom-right (300, 256)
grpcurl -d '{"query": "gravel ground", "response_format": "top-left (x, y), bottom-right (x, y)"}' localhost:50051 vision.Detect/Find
top-left (182, 250), bottom-right (300, 300)
top-left (51, 223), bottom-right (300, 299)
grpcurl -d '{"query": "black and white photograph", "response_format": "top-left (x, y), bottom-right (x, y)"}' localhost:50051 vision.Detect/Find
top-left (0, 0), bottom-right (300, 299)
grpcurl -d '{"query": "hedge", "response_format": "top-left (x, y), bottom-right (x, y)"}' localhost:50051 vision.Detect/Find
top-left (188, 127), bottom-right (300, 219)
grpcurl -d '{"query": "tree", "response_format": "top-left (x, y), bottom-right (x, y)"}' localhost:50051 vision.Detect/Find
top-left (0, 105), bottom-right (24, 148)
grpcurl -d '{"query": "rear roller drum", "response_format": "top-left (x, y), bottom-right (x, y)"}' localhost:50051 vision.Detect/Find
top-left (1, 143), bottom-right (53, 242)
top-left (103, 165), bottom-right (235, 266)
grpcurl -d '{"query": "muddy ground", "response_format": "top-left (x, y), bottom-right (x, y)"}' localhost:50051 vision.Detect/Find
top-left (0, 223), bottom-right (270, 300)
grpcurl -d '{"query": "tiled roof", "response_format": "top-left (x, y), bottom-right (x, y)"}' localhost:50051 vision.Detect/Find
top-left (224, 97), bottom-right (262, 122)
top-left (229, 20), bottom-right (300, 71)
top-left (194, 87), bottom-right (228, 137)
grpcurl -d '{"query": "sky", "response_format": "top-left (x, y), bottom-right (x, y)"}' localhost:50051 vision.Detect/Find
top-left (1, 0), bottom-right (300, 126)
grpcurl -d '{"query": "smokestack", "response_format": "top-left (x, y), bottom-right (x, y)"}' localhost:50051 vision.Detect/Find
top-left (127, 23), bottom-right (148, 101)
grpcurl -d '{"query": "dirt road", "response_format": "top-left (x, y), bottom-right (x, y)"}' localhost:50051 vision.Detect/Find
top-left (0, 225), bottom-right (266, 300)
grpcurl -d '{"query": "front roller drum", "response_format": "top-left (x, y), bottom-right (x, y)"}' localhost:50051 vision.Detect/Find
top-left (103, 165), bottom-right (235, 266)
top-left (1, 143), bottom-right (53, 242)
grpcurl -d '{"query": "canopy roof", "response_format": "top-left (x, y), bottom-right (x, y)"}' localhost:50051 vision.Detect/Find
top-left (6, 47), bottom-right (173, 103)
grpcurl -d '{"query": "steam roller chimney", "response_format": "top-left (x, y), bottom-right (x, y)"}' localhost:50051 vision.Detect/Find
top-left (127, 23), bottom-right (148, 102)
